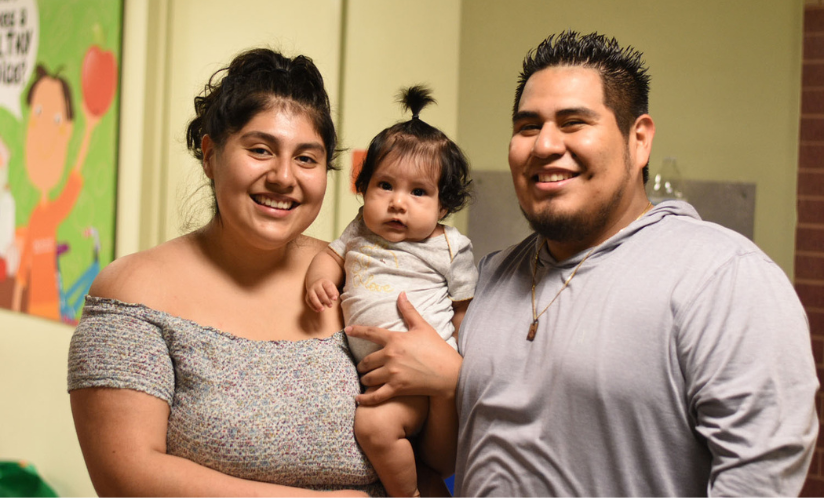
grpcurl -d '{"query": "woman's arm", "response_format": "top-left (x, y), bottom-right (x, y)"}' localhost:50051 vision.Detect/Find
top-left (346, 293), bottom-right (462, 476)
top-left (71, 387), bottom-right (367, 497)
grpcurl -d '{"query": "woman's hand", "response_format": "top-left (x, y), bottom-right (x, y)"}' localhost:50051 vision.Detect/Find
top-left (345, 292), bottom-right (462, 406)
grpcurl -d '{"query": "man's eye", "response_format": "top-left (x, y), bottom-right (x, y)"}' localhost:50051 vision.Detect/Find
top-left (517, 123), bottom-right (541, 133)
top-left (378, 181), bottom-right (392, 190)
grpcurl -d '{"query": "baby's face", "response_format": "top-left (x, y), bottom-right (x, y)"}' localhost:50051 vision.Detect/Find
top-left (362, 157), bottom-right (446, 242)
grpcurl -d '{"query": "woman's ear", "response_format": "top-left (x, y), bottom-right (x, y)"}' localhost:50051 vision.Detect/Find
top-left (202, 135), bottom-right (216, 179)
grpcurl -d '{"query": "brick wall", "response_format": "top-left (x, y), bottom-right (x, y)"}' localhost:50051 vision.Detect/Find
top-left (800, 2), bottom-right (824, 496)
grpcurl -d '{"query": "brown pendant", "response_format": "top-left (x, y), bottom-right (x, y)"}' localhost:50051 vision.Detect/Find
top-left (527, 320), bottom-right (539, 341)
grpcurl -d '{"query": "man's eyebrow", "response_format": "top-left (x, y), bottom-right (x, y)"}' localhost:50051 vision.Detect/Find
top-left (556, 107), bottom-right (599, 119)
top-left (512, 110), bottom-right (540, 123)
top-left (512, 107), bottom-right (599, 123)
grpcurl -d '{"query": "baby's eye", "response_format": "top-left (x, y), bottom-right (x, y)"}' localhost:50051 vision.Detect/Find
top-left (412, 188), bottom-right (427, 197)
top-left (378, 181), bottom-right (392, 191)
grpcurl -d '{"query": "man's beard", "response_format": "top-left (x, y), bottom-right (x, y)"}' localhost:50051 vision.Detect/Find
top-left (521, 155), bottom-right (632, 245)
top-left (520, 192), bottom-right (620, 244)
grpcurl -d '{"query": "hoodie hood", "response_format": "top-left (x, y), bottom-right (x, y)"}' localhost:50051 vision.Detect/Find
top-left (536, 200), bottom-right (702, 268)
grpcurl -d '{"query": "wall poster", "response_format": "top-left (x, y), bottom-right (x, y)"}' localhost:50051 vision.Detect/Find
top-left (0, 0), bottom-right (121, 324)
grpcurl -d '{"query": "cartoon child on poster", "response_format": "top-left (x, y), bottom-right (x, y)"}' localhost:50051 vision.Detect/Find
top-left (12, 61), bottom-right (112, 320)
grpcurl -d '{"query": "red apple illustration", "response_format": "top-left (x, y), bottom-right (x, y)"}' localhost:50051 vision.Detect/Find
top-left (81, 45), bottom-right (117, 118)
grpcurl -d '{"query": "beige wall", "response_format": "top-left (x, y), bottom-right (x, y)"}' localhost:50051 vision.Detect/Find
top-left (336, 0), bottom-right (462, 231)
top-left (458, 0), bottom-right (804, 274)
top-left (0, 0), bottom-right (803, 495)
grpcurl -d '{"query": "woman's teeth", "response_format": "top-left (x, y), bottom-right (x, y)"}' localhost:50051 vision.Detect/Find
top-left (255, 196), bottom-right (293, 209)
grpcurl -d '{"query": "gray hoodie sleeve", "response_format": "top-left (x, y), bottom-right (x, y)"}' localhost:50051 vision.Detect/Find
top-left (677, 251), bottom-right (818, 496)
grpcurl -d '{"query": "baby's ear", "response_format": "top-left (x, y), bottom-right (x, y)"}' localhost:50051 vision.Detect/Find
top-left (439, 206), bottom-right (448, 220)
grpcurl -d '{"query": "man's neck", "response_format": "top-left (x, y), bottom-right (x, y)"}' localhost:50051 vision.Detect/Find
top-left (546, 196), bottom-right (653, 262)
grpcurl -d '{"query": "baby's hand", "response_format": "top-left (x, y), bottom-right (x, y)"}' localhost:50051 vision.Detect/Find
top-left (306, 278), bottom-right (340, 312)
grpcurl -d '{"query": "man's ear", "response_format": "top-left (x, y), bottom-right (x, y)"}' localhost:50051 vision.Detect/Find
top-left (202, 135), bottom-right (216, 179)
top-left (631, 114), bottom-right (655, 172)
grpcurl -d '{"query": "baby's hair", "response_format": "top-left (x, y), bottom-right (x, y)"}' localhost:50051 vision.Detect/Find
top-left (355, 85), bottom-right (471, 218)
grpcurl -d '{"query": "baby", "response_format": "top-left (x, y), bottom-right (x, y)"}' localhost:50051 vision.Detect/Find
top-left (305, 86), bottom-right (477, 497)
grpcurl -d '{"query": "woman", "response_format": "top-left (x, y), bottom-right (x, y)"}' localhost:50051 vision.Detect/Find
top-left (68, 48), bottom-right (380, 496)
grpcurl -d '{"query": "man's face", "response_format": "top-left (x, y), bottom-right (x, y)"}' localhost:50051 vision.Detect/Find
top-left (508, 65), bottom-right (647, 258)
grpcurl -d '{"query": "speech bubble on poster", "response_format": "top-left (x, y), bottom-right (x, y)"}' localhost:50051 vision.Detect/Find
top-left (0, 0), bottom-right (38, 119)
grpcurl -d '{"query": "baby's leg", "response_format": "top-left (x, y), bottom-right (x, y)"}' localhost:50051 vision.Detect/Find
top-left (355, 394), bottom-right (429, 497)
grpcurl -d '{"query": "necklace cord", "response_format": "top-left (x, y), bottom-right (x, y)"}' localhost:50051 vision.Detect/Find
top-left (527, 201), bottom-right (654, 341)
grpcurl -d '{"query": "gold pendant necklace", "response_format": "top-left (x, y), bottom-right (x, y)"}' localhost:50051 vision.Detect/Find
top-left (527, 201), bottom-right (654, 341)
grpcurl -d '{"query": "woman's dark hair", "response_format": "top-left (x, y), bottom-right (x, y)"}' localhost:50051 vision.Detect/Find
top-left (185, 48), bottom-right (337, 170)
top-left (354, 85), bottom-right (471, 218)
top-left (27, 65), bottom-right (73, 120)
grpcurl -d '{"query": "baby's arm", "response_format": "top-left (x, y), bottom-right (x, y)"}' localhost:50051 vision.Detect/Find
top-left (450, 299), bottom-right (471, 342)
top-left (305, 246), bottom-right (345, 313)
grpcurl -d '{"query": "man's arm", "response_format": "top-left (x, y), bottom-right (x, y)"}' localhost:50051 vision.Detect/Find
top-left (680, 254), bottom-right (818, 496)
top-left (347, 292), bottom-right (463, 476)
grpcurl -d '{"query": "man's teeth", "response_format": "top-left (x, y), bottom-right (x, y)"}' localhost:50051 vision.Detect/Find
top-left (256, 196), bottom-right (293, 209)
top-left (538, 173), bottom-right (573, 183)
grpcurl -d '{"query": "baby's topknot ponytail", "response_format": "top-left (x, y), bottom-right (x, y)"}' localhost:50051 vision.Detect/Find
top-left (399, 85), bottom-right (435, 120)
top-left (355, 83), bottom-right (472, 217)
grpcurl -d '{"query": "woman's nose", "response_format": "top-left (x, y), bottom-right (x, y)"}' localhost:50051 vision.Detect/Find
top-left (266, 157), bottom-right (296, 187)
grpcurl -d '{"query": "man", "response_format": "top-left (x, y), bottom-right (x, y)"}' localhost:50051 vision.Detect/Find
top-left (349, 31), bottom-right (818, 496)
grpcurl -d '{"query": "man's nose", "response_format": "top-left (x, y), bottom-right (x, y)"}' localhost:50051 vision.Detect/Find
top-left (532, 123), bottom-right (565, 158)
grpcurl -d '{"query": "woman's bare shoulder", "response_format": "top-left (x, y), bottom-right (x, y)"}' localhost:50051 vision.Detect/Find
top-left (89, 236), bottom-right (196, 304)
top-left (296, 234), bottom-right (331, 257)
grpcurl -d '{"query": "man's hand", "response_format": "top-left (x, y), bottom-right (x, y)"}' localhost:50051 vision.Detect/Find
top-left (305, 278), bottom-right (340, 312)
top-left (345, 292), bottom-right (462, 406)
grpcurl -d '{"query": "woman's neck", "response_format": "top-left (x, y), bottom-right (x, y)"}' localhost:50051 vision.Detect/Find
top-left (192, 218), bottom-right (300, 289)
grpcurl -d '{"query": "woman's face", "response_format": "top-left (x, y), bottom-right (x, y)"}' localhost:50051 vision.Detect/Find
top-left (203, 105), bottom-right (328, 250)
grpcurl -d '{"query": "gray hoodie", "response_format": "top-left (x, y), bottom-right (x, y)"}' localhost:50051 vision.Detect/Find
top-left (456, 200), bottom-right (818, 497)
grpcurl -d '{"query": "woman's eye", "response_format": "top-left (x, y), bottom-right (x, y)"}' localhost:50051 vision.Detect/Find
top-left (250, 147), bottom-right (270, 155)
top-left (296, 155), bottom-right (317, 165)
top-left (378, 181), bottom-right (392, 191)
